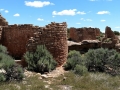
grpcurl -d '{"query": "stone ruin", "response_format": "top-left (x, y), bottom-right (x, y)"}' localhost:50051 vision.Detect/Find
top-left (0, 14), bottom-right (120, 67)
top-left (0, 14), bottom-right (8, 26)
top-left (102, 26), bottom-right (119, 49)
top-left (0, 14), bottom-right (8, 43)
top-left (1, 24), bottom-right (37, 58)
top-left (68, 26), bottom-right (120, 53)
top-left (69, 27), bottom-right (100, 42)
top-left (27, 22), bottom-right (68, 66)
top-left (68, 27), bottom-right (101, 52)
top-left (0, 14), bottom-right (68, 66)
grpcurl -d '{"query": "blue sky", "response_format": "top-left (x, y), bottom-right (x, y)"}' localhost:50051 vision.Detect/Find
top-left (0, 0), bottom-right (120, 32)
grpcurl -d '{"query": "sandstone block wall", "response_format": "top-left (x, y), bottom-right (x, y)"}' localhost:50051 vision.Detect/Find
top-left (27, 22), bottom-right (68, 66)
top-left (102, 26), bottom-right (119, 45)
top-left (0, 27), bottom-right (2, 43)
top-left (1, 24), bottom-right (37, 58)
top-left (0, 15), bottom-right (8, 26)
top-left (69, 27), bottom-right (100, 42)
top-left (105, 26), bottom-right (115, 38)
top-left (95, 28), bottom-right (100, 36)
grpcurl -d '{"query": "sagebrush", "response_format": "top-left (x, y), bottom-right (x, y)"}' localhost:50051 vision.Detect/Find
top-left (24, 45), bottom-right (57, 73)
top-left (84, 48), bottom-right (120, 75)
top-left (0, 45), bottom-right (24, 82)
top-left (64, 50), bottom-right (88, 75)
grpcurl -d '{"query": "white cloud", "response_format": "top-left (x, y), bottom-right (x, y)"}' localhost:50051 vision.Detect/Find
top-left (100, 20), bottom-right (106, 22)
top-left (80, 18), bottom-right (92, 21)
top-left (37, 18), bottom-right (44, 21)
top-left (97, 11), bottom-right (110, 14)
top-left (88, 26), bottom-right (93, 28)
top-left (0, 9), bottom-right (4, 11)
top-left (52, 9), bottom-right (77, 16)
top-left (52, 16), bottom-right (55, 17)
top-left (80, 18), bottom-right (84, 20)
top-left (115, 26), bottom-right (120, 28)
top-left (5, 10), bottom-right (9, 13)
top-left (107, 0), bottom-right (112, 1)
top-left (89, 0), bottom-right (98, 1)
top-left (86, 19), bottom-right (92, 21)
top-left (77, 11), bottom-right (86, 15)
top-left (13, 13), bottom-right (20, 17)
top-left (76, 23), bottom-right (81, 24)
top-left (50, 3), bottom-right (55, 5)
top-left (25, 1), bottom-right (54, 8)
top-left (52, 9), bottom-right (86, 16)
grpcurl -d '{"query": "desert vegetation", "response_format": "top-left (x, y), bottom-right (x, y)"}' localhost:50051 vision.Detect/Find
top-left (24, 45), bottom-right (57, 74)
top-left (114, 31), bottom-right (120, 35)
top-left (0, 45), bottom-right (24, 82)
top-left (0, 45), bottom-right (120, 89)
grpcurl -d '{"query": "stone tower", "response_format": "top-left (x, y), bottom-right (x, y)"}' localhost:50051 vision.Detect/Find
top-left (27, 22), bottom-right (68, 66)
top-left (0, 14), bottom-right (8, 43)
top-left (0, 14), bottom-right (8, 26)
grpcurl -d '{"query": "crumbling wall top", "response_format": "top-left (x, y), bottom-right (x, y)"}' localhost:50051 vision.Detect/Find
top-left (0, 14), bottom-right (8, 26)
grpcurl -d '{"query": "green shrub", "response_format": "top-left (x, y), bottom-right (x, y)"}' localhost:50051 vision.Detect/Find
top-left (84, 48), bottom-right (120, 75)
top-left (106, 52), bottom-right (120, 75)
top-left (0, 45), bottom-right (7, 54)
top-left (0, 73), bottom-right (6, 82)
top-left (74, 64), bottom-right (88, 76)
top-left (5, 64), bottom-right (24, 81)
top-left (64, 50), bottom-right (84, 70)
top-left (0, 45), bottom-right (24, 82)
top-left (64, 50), bottom-right (87, 75)
top-left (24, 45), bottom-right (57, 73)
top-left (114, 31), bottom-right (119, 35)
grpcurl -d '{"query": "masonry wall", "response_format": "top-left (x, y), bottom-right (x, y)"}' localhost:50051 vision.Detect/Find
top-left (105, 26), bottom-right (115, 38)
top-left (70, 27), bottom-right (100, 42)
top-left (1, 24), bottom-right (37, 58)
top-left (27, 22), bottom-right (68, 66)
top-left (0, 15), bottom-right (8, 26)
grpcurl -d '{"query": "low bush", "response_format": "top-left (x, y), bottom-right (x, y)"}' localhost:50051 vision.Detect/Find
top-left (64, 50), bottom-right (83, 70)
top-left (64, 50), bottom-right (88, 75)
top-left (74, 64), bottom-right (88, 76)
top-left (84, 48), bottom-right (120, 75)
top-left (114, 31), bottom-right (119, 35)
top-left (24, 45), bottom-right (57, 73)
top-left (0, 45), bottom-right (7, 54)
top-left (0, 45), bottom-right (24, 82)
top-left (5, 64), bottom-right (24, 81)
top-left (0, 73), bottom-right (6, 82)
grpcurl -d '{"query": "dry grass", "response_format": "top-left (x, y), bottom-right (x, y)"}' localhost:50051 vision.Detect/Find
top-left (0, 71), bottom-right (120, 90)
top-left (51, 72), bottom-right (120, 90)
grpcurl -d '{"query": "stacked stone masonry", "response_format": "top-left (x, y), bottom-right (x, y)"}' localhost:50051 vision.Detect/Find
top-left (1, 24), bottom-right (37, 58)
top-left (102, 26), bottom-right (119, 48)
top-left (69, 27), bottom-right (100, 42)
top-left (105, 26), bottom-right (115, 39)
top-left (27, 22), bottom-right (68, 66)
top-left (1, 14), bottom-right (120, 66)
top-left (0, 14), bottom-right (8, 26)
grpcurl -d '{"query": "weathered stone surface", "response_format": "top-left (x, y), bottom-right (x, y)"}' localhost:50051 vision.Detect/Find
top-left (68, 40), bottom-right (101, 53)
top-left (0, 15), bottom-right (68, 66)
top-left (27, 22), bottom-right (68, 66)
top-left (1, 24), bottom-right (37, 58)
top-left (69, 27), bottom-right (100, 42)
top-left (105, 26), bottom-right (115, 38)
top-left (0, 14), bottom-right (8, 26)
top-left (102, 26), bottom-right (119, 47)
top-left (95, 28), bottom-right (100, 36)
